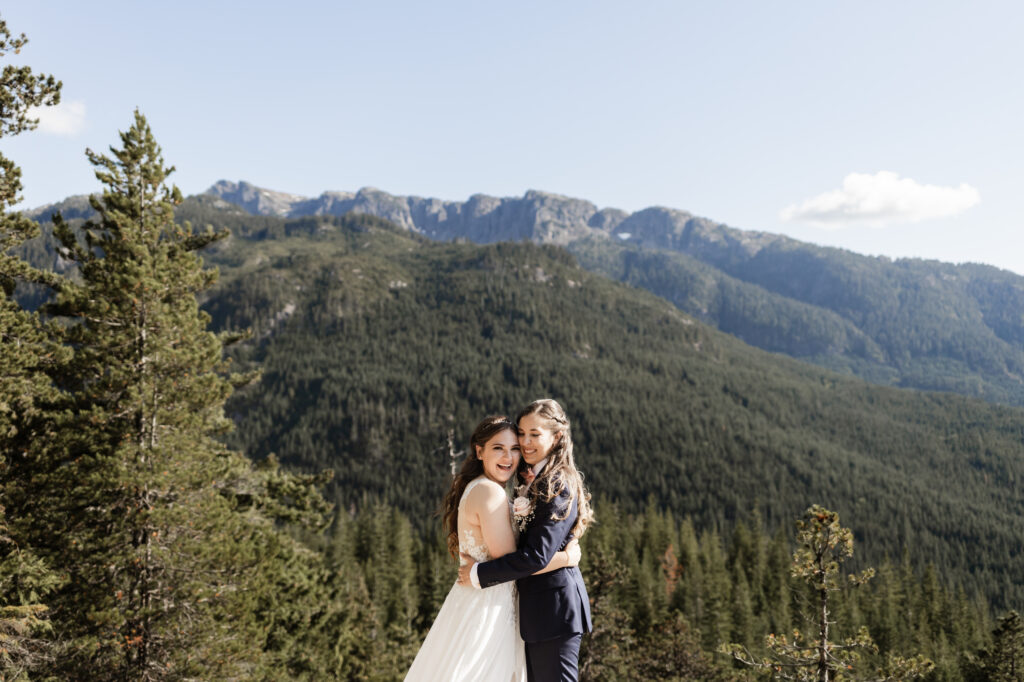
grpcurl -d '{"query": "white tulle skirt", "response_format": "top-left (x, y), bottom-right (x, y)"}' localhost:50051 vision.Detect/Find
top-left (405, 581), bottom-right (526, 682)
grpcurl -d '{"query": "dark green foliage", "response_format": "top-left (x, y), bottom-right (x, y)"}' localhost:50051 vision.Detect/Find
top-left (967, 611), bottom-right (1024, 681)
top-left (637, 613), bottom-right (738, 681)
top-left (577, 541), bottom-right (636, 680)
top-left (315, 499), bottom-right (747, 681)
top-left (0, 15), bottom-right (64, 679)
top-left (33, 110), bottom-right (249, 677)
top-left (300, 498), bottom-right (997, 681)
top-left (570, 236), bottom-right (886, 363)
top-left (312, 504), bottom-right (449, 681)
top-left (26, 191), bottom-right (1024, 410)
top-left (721, 506), bottom-right (934, 681)
top-left (0, 504), bottom-right (61, 677)
top-left (2, 40), bottom-right (1020, 675)
top-left (581, 501), bottom-right (987, 682)
top-left (570, 235), bottom-right (1024, 406)
top-left (7, 176), bottom-right (1016, 677)
top-left (177, 212), bottom-right (1024, 612)
top-left (160, 487), bottom-right (991, 681)
top-left (4, 111), bottom-right (336, 680)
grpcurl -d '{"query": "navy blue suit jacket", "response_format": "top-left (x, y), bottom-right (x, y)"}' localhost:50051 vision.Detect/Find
top-left (476, 483), bottom-right (593, 643)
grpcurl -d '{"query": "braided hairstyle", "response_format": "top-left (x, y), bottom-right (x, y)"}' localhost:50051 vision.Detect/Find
top-left (516, 399), bottom-right (593, 538)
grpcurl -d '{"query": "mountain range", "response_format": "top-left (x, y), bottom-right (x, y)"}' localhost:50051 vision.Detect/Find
top-left (200, 180), bottom-right (1024, 406)
top-left (21, 189), bottom-right (1024, 612)
top-left (26, 183), bottom-right (1024, 407)
top-left (187, 206), bottom-right (1023, 612)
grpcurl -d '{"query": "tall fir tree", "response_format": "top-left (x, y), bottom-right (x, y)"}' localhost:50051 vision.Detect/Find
top-left (21, 110), bottom-right (331, 679)
top-left (0, 15), bottom-right (66, 678)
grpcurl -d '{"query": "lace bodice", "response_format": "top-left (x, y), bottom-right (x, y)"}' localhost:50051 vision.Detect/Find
top-left (458, 477), bottom-right (503, 564)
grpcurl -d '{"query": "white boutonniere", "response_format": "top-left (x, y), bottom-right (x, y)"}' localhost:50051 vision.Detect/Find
top-left (512, 485), bottom-right (535, 531)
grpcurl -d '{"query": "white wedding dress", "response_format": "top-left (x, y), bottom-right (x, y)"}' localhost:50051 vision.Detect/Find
top-left (405, 477), bottom-right (527, 682)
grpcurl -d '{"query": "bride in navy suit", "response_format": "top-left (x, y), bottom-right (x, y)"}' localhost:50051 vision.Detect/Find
top-left (459, 399), bottom-right (594, 682)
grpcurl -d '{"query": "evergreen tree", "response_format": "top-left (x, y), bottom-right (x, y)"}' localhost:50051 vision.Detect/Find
top-left (578, 541), bottom-right (636, 681)
top-left (0, 503), bottom-right (61, 678)
top-left (763, 526), bottom-right (794, 637)
top-left (672, 517), bottom-right (704, 623)
top-left (974, 611), bottom-right (1024, 681)
top-left (20, 111), bottom-right (331, 679)
top-left (700, 529), bottom-right (733, 650)
top-left (413, 529), bottom-right (454, 630)
top-left (636, 612), bottom-right (741, 682)
top-left (730, 562), bottom-right (755, 650)
top-left (721, 505), bottom-right (934, 681)
top-left (335, 571), bottom-right (384, 680)
top-left (0, 15), bottom-right (65, 678)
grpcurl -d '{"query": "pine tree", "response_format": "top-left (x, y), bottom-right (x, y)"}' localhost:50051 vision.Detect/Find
top-left (730, 562), bottom-right (755, 650)
top-left (22, 110), bottom-right (331, 679)
top-left (413, 529), bottom-right (454, 630)
top-left (672, 516), bottom-right (704, 624)
top-left (764, 526), bottom-right (793, 636)
top-left (700, 529), bottom-right (732, 650)
top-left (0, 15), bottom-right (65, 678)
top-left (636, 612), bottom-right (740, 682)
top-left (0, 503), bottom-right (61, 677)
top-left (578, 541), bottom-right (635, 682)
top-left (335, 571), bottom-right (383, 681)
top-left (721, 505), bottom-right (934, 682)
top-left (975, 611), bottom-right (1024, 681)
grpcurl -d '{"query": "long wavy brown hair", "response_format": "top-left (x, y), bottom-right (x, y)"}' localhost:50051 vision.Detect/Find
top-left (517, 399), bottom-right (594, 538)
top-left (441, 415), bottom-right (518, 559)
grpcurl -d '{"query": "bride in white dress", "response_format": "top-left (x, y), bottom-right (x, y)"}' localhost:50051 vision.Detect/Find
top-left (405, 416), bottom-right (580, 682)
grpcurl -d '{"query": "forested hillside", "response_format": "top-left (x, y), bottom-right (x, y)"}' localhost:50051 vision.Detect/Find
top-left (590, 217), bottom-right (1024, 404)
top-left (14, 161), bottom-right (1024, 682)
top-left (198, 181), bottom-right (1024, 406)
top-left (21, 195), bottom-right (1024, 614)
top-left (142, 203), bottom-right (1022, 614)
top-left (7, 15), bottom-right (1024, 680)
top-left (28, 188), bottom-right (1024, 406)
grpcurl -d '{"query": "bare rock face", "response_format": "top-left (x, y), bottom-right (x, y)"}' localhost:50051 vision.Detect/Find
top-left (522, 190), bottom-right (599, 245)
top-left (615, 207), bottom-right (794, 269)
top-left (588, 207), bottom-right (628, 233)
top-left (207, 180), bottom-right (309, 217)
top-left (205, 181), bottom-right (615, 245)
top-left (348, 188), bottom-right (417, 230)
top-left (200, 181), bottom-right (808, 273)
top-left (43, 180), bottom-right (806, 273)
top-left (289, 190), bottom-right (356, 217)
top-left (203, 180), bottom-right (794, 262)
top-left (408, 190), bottom-right (601, 244)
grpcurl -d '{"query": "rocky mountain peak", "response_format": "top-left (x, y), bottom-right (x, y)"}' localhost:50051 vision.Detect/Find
top-left (207, 180), bottom-right (309, 217)
top-left (203, 180), bottom-right (796, 255)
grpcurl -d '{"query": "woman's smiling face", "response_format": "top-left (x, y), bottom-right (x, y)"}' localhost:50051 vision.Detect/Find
top-left (517, 413), bottom-right (559, 466)
top-left (476, 428), bottom-right (521, 484)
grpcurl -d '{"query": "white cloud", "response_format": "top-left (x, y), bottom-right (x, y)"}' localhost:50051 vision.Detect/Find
top-left (27, 99), bottom-right (87, 136)
top-left (780, 171), bottom-right (980, 229)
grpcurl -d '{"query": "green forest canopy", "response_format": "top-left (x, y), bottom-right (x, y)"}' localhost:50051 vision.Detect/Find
top-left (169, 206), bottom-right (1024, 613)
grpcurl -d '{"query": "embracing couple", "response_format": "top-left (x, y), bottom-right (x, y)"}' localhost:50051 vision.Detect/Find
top-left (405, 399), bottom-right (593, 682)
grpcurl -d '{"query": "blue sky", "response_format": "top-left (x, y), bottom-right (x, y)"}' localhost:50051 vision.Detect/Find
top-left (5, 1), bottom-right (1023, 274)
